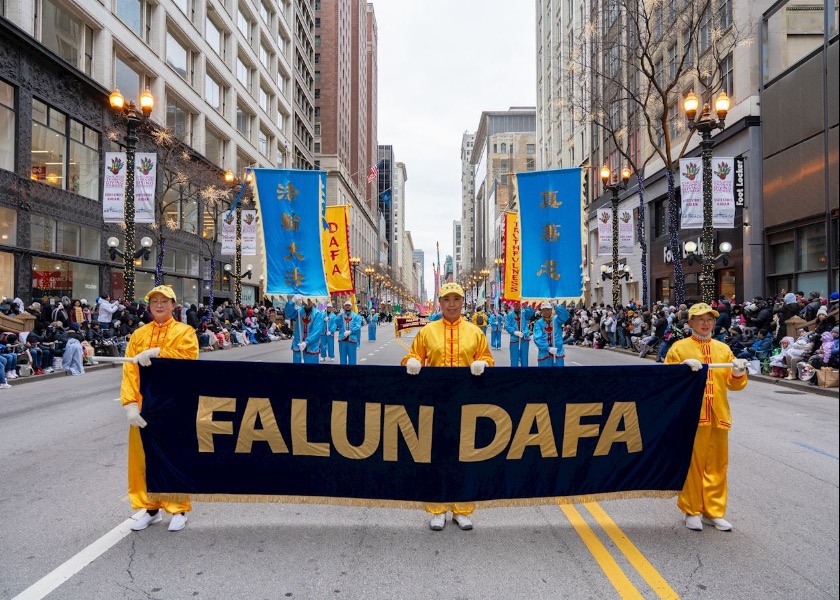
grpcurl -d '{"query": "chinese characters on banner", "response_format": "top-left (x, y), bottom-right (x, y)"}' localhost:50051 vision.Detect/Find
top-left (515, 168), bottom-right (584, 299)
top-left (251, 169), bottom-right (329, 297)
top-left (679, 157), bottom-right (735, 229)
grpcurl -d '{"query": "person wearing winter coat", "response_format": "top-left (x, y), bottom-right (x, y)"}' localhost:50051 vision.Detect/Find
top-left (96, 294), bottom-right (121, 330)
top-left (784, 329), bottom-right (815, 380)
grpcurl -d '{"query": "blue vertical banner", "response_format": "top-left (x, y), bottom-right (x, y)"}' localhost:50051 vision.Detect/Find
top-left (251, 169), bottom-right (329, 297)
top-left (515, 168), bottom-right (584, 299)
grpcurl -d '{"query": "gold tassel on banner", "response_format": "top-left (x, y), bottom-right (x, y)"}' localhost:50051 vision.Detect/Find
top-left (146, 490), bottom-right (679, 509)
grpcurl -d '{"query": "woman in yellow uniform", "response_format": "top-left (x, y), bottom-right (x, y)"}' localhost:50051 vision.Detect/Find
top-left (665, 302), bottom-right (748, 532)
top-left (121, 285), bottom-right (199, 532)
top-left (401, 282), bottom-right (493, 531)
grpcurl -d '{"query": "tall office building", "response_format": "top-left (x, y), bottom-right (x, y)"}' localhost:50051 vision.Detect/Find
top-left (313, 0), bottom-right (378, 273)
top-left (1, 0), bottom-right (314, 305)
top-left (412, 249), bottom-right (425, 302)
top-left (459, 132), bottom-right (475, 277)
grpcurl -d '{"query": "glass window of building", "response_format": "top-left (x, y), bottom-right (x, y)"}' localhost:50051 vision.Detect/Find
top-left (0, 250), bottom-right (13, 301)
top-left (173, 0), bottom-right (192, 19)
top-left (259, 43), bottom-right (270, 68)
top-left (68, 120), bottom-right (99, 200)
top-left (236, 104), bottom-right (250, 138)
top-left (32, 259), bottom-right (99, 301)
top-left (31, 99), bottom-right (66, 188)
top-left (166, 95), bottom-right (192, 144)
top-left (30, 214), bottom-right (56, 253)
top-left (39, 0), bottom-right (94, 75)
top-left (0, 79), bottom-right (14, 172)
top-left (237, 8), bottom-right (252, 40)
top-left (205, 73), bottom-right (222, 112)
top-left (259, 129), bottom-right (269, 157)
top-left (166, 32), bottom-right (191, 83)
top-left (116, 0), bottom-right (143, 38)
top-left (80, 225), bottom-right (99, 260)
top-left (114, 56), bottom-right (142, 105)
top-left (182, 198), bottom-right (199, 235)
top-left (0, 206), bottom-right (17, 246)
top-left (205, 127), bottom-right (225, 168)
top-left (56, 221), bottom-right (80, 255)
top-left (798, 222), bottom-right (826, 272)
top-left (259, 87), bottom-right (270, 113)
top-left (236, 57), bottom-right (250, 88)
top-left (206, 17), bottom-right (224, 58)
top-left (259, 0), bottom-right (271, 24)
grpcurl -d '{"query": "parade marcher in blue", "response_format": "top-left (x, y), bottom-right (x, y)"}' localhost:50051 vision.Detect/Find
top-left (338, 300), bottom-right (363, 365)
top-left (284, 295), bottom-right (323, 364)
top-left (320, 303), bottom-right (338, 362)
top-left (367, 311), bottom-right (379, 341)
top-left (533, 302), bottom-right (570, 367)
top-left (488, 308), bottom-right (503, 350)
top-left (504, 300), bottom-right (535, 366)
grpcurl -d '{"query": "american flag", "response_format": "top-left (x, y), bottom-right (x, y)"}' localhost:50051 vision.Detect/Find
top-left (367, 162), bottom-right (379, 183)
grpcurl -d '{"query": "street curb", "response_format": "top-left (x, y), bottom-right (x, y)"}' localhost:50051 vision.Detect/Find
top-left (602, 345), bottom-right (838, 398)
top-left (9, 362), bottom-right (120, 385)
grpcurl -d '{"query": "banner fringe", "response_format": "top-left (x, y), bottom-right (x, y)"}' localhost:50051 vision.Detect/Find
top-left (146, 489), bottom-right (678, 509)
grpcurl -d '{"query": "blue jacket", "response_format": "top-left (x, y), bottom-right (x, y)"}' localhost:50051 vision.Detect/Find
top-left (322, 312), bottom-right (339, 335)
top-left (284, 302), bottom-right (324, 354)
top-left (488, 313), bottom-right (503, 331)
top-left (504, 307), bottom-right (536, 343)
top-left (336, 310), bottom-right (364, 344)
top-left (533, 306), bottom-right (570, 361)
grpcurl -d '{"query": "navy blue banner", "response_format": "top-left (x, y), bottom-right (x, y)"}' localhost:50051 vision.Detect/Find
top-left (139, 361), bottom-right (705, 507)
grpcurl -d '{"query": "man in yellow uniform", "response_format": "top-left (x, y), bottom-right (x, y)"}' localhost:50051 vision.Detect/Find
top-left (121, 285), bottom-right (199, 532)
top-left (664, 302), bottom-right (748, 532)
top-left (401, 282), bottom-right (493, 531)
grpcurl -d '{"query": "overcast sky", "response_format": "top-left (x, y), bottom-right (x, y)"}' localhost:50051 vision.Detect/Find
top-left (374, 1), bottom-right (537, 301)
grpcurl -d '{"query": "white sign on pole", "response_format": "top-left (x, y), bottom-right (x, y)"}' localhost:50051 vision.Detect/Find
top-left (241, 210), bottom-right (258, 255)
top-left (103, 152), bottom-right (127, 223)
top-left (617, 208), bottom-right (635, 255)
top-left (596, 209), bottom-right (612, 256)
top-left (134, 152), bottom-right (157, 223)
top-left (221, 211), bottom-right (236, 255)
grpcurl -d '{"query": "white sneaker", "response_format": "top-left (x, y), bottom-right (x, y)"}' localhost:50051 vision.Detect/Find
top-left (130, 510), bottom-right (163, 531)
top-left (0, 383), bottom-right (11, 389)
top-left (453, 514), bottom-right (474, 530)
top-left (685, 514), bottom-right (703, 531)
top-left (168, 513), bottom-right (188, 531)
top-left (701, 516), bottom-right (732, 531)
top-left (429, 513), bottom-right (446, 531)
top-left (44, 367), bottom-right (54, 373)
top-left (6, 372), bottom-right (17, 379)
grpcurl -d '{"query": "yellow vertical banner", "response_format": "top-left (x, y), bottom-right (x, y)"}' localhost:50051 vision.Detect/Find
top-left (322, 205), bottom-right (354, 295)
top-left (503, 210), bottom-right (521, 301)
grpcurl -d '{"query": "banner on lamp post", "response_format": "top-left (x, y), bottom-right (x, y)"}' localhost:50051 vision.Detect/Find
top-left (221, 212), bottom-right (236, 255)
top-left (679, 158), bottom-right (703, 229)
top-left (597, 209), bottom-right (612, 257)
top-left (322, 205), bottom-right (353, 295)
top-left (133, 152), bottom-right (156, 224)
top-left (502, 211), bottom-right (521, 301)
top-left (241, 209), bottom-right (257, 256)
top-left (618, 208), bottom-right (635, 255)
top-left (711, 157), bottom-right (735, 229)
top-left (103, 152), bottom-right (127, 223)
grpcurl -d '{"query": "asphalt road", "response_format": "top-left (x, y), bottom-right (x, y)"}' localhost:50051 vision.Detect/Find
top-left (1, 324), bottom-right (837, 600)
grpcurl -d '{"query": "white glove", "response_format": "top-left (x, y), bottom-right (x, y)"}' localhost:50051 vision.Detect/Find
top-left (682, 358), bottom-right (703, 372)
top-left (298, 342), bottom-right (307, 351)
top-left (470, 360), bottom-right (487, 376)
top-left (731, 358), bottom-right (748, 377)
top-left (548, 347), bottom-right (558, 355)
top-left (343, 330), bottom-right (351, 338)
top-left (405, 357), bottom-right (422, 375)
top-left (124, 402), bottom-right (147, 428)
top-left (514, 331), bottom-right (524, 338)
top-left (133, 347), bottom-right (160, 367)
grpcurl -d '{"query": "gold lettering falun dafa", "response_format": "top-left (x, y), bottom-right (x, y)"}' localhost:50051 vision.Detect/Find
top-left (195, 397), bottom-right (643, 462)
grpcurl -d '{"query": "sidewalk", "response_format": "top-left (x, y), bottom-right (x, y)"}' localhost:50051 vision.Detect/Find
top-left (603, 344), bottom-right (838, 398)
top-left (9, 361), bottom-right (120, 386)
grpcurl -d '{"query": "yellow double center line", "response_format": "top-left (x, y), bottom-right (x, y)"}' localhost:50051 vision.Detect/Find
top-left (560, 502), bottom-right (680, 599)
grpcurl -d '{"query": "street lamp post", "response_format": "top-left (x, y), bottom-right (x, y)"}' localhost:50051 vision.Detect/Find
top-left (109, 87), bottom-right (154, 302)
top-left (683, 90), bottom-right (731, 304)
top-left (349, 256), bottom-right (361, 304)
top-left (600, 165), bottom-right (632, 309)
top-left (480, 268), bottom-right (490, 308)
top-left (224, 262), bottom-right (253, 304)
top-left (224, 169), bottom-right (253, 305)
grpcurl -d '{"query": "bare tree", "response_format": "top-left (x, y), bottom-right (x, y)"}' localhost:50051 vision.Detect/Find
top-left (567, 0), bottom-right (749, 304)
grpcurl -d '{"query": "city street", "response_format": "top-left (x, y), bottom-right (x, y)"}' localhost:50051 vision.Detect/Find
top-left (1, 323), bottom-right (837, 600)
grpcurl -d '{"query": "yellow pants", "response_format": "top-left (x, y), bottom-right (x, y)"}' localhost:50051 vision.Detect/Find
top-left (424, 503), bottom-right (474, 516)
top-left (677, 425), bottom-right (728, 519)
top-left (128, 426), bottom-right (191, 514)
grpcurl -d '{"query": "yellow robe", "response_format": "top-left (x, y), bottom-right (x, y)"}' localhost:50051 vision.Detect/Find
top-left (401, 317), bottom-right (493, 515)
top-left (665, 334), bottom-right (747, 518)
top-left (121, 317), bottom-right (199, 513)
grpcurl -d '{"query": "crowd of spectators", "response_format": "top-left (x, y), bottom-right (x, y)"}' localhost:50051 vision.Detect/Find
top-left (477, 289), bottom-right (838, 383)
top-left (0, 293), bottom-right (295, 387)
